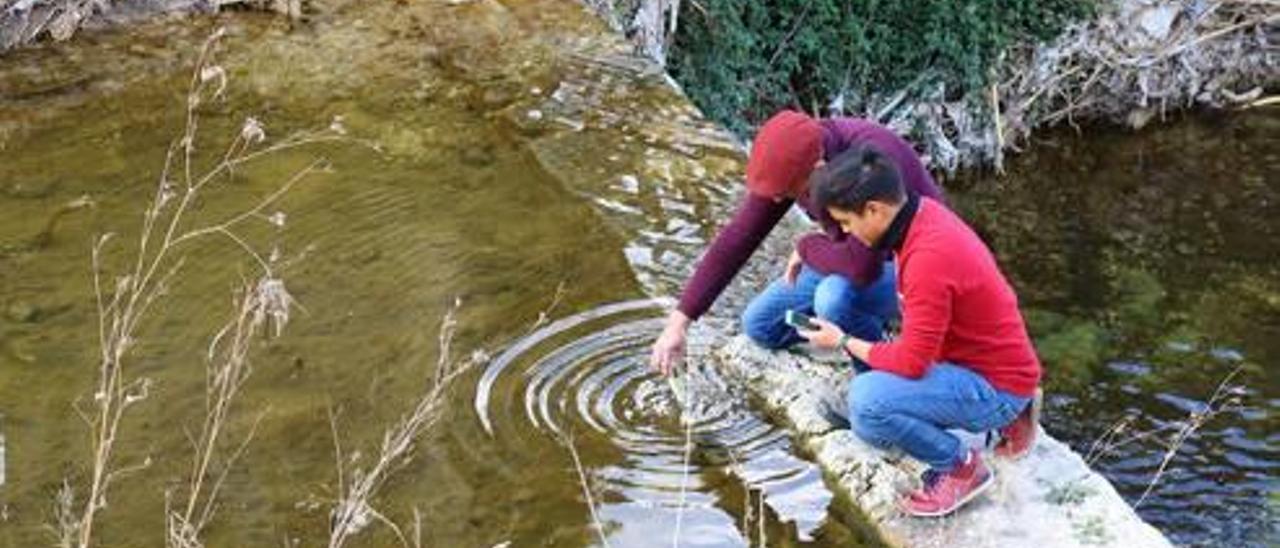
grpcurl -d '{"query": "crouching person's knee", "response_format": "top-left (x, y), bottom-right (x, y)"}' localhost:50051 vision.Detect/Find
top-left (813, 275), bottom-right (855, 320)
top-left (740, 303), bottom-right (790, 350)
top-left (846, 372), bottom-right (895, 449)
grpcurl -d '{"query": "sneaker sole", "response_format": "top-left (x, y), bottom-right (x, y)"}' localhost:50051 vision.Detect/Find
top-left (903, 468), bottom-right (996, 518)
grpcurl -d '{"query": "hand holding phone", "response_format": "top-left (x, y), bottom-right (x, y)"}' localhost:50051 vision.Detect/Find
top-left (784, 310), bottom-right (819, 331)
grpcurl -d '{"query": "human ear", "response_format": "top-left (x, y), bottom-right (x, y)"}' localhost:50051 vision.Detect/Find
top-left (863, 201), bottom-right (884, 219)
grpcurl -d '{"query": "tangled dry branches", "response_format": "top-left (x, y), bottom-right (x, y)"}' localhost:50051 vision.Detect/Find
top-left (869, 0), bottom-right (1278, 172)
top-left (0, 0), bottom-right (303, 53)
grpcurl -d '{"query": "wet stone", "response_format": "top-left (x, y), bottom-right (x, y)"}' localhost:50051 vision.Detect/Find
top-left (7, 336), bottom-right (36, 364)
top-left (5, 301), bottom-right (38, 323)
top-left (471, 80), bottom-right (521, 110)
top-left (3, 180), bottom-right (58, 200)
top-left (512, 485), bottom-right (537, 504)
top-left (459, 145), bottom-right (496, 168)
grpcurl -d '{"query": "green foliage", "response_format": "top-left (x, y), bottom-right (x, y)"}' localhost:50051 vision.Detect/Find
top-left (668, 0), bottom-right (1093, 134)
top-left (1072, 515), bottom-right (1114, 545)
top-left (1025, 308), bottom-right (1106, 391)
top-left (1044, 479), bottom-right (1096, 506)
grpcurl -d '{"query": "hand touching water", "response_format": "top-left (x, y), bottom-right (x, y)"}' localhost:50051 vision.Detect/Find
top-left (650, 310), bottom-right (691, 376)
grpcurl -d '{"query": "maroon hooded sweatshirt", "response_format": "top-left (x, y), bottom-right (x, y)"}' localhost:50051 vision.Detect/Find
top-left (676, 118), bottom-right (944, 320)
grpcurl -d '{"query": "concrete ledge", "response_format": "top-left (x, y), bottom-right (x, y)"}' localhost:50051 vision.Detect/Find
top-left (711, 335), bottom-right (1172, 548)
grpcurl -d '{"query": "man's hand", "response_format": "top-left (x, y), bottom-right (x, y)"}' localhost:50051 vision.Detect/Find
top-left (784, 248), bottom-right (803, 286)
top-left (799, 318), bottom-right (874, 362)
top-left (797, 317), bottom-right (844, 349)
top-left (650, 310), bottom-right (692, 376)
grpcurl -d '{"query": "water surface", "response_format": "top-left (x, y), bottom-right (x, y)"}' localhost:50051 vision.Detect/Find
top-left (0, 2), bottom-right (1276, 546)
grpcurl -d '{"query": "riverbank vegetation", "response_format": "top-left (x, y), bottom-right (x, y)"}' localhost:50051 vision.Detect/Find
top-left (666, 0), bottom-right (1091, 134)
top-left (594, 0), bottom-right (1277, 171)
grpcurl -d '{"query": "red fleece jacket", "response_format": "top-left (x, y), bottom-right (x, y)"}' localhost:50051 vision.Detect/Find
top-left (867, 198), bottom-right (1041, 397)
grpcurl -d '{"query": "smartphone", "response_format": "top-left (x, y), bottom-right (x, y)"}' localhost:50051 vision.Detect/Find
top-left (784, 310), bottom-right (819, 330)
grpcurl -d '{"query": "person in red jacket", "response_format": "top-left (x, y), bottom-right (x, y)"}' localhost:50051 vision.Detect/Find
top-left (800, 145), bottom-right (1042, 517)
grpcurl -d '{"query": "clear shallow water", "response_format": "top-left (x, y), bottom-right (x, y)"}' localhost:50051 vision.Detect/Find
top-left (0, 2), bottom-right (1275, 547)
top-left (0, 2), bottom-right (869, 546)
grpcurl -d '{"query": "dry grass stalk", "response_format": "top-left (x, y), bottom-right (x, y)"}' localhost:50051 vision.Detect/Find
top-left (1084, 364), bottom-right (1246, 507)
top-left (324, 282), bottom-right (565, 546)
top-left (1131, 365), bottom-right (1245, 507)
top-left (671, 374), bottom-right (694, 547)
top-left (49, 479), bottom-right (78, 548)
top-left (327, 299), bottom-right (486, 548)
top-left (164, 277), bottom-right (288, 548)
top-left (562, 433), bottom-right (613, 548)
top-left (526, 281), bottom-right (567, 335)
top-left (56, 27), bottom-right (353, 548)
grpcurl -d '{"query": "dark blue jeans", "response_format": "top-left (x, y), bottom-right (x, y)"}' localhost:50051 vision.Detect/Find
top-left (740, 263), bottom-right (898, 352)
top-left (847, 363), bottom-right (1030, 471)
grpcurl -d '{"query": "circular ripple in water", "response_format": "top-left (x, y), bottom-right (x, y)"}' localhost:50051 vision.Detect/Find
top-left (474, 299), bottom-right (834, 546)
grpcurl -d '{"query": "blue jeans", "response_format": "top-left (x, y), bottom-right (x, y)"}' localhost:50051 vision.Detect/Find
top-left (847, 363), bottom-right (1029, 471)
top-left (741, 263), bottom-right (899, 355)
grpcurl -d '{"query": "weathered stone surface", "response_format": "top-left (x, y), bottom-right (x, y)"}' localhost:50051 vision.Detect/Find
top-left (713, 335), bottom-right (1172, 548)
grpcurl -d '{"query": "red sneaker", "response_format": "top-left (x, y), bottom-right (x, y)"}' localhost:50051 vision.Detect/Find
top-left (901, 449), bottom-right (994, 517)
top-left (995, 388), bottom-right (1042, 460)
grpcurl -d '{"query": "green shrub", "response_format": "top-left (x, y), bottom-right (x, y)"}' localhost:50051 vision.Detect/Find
top-left (668, 0), bottom-right (1093, 134)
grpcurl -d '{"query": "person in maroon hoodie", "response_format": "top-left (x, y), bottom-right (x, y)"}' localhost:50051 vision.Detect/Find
top-left (800, 145), bottom-right (1042, 517)
top-left (649, 111), bottom-right (943, 375)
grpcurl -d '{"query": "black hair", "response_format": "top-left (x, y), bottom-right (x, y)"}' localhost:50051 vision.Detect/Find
top-left (810, 145), bottom-right (905, 214)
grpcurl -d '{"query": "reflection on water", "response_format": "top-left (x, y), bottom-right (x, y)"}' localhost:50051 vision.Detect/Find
top-left (953, 111), bottom-right (1279, 546)
top-left (475, 299), bottom-right (852, 545)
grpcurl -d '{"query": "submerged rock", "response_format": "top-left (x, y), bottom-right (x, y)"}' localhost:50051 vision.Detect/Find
top-left (5, 301), bottom-right (38, 323)
top-left (711, 335), bottom-right (1172, 547)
